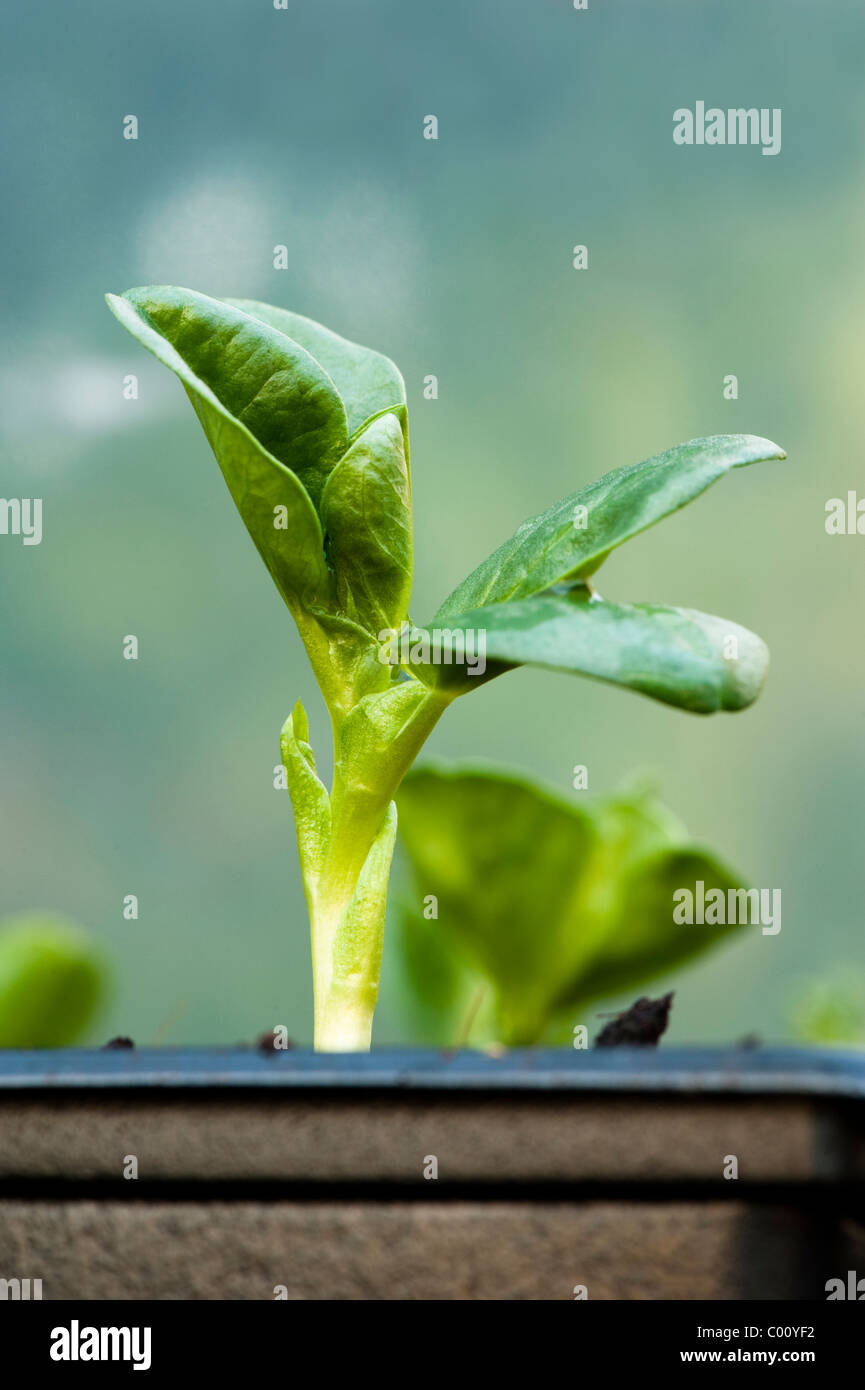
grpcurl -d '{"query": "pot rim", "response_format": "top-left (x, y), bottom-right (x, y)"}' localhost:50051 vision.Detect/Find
top-left (0, 1044), bottom-right (862, 1097)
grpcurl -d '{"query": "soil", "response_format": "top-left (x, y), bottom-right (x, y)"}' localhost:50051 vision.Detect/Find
top-left (255, 1031), bottom-right (294, 1054)
top-left (100, 999), bottom-right (686, 1053)
top-left (594, 993), bottom-right (674, 1047)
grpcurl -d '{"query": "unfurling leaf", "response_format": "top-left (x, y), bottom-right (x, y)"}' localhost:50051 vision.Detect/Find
top-left (106, 288), bottom-right (337, 613)
top-left (320, 412), bottom-right (412, 634)
top-left (107, 287), bottom-right (349, 506)
top-left (225, 298), bottom-right (407, 446)
top-left (280, 701), bottom-right (331, 887)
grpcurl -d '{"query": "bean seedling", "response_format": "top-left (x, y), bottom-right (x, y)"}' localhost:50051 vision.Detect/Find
top-left (107, 288), bottom-right (783, 1050)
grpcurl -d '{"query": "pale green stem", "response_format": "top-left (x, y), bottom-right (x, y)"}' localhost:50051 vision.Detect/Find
top-left (307, 685), bottom-right (451, 1051)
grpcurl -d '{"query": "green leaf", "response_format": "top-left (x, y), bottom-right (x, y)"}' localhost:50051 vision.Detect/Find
top-left (396, 766), bottom-right (598, 1042)
top-left (386, 872), bottom-right (482, 1044)
top-left (418, 585), bottom-right (769, 713)
top-left (107, 288), bottom-right (336, 611)
top-left (557, 845), bottom-right (747, 1011)
top-left (395, 766), bottom-right (747, 1044)
top-left (226, 298), bottom-right (407, 445)
top-left (107, 287), bottom-right (349, 508)
top-left (435, 435), bottom-right (785, 620)
top-left (0, 915), bottom-right (108, 1047)
top-left (319, 412), bottom-right (412, 634)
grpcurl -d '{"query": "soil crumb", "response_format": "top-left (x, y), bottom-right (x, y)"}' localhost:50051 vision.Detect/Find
top-left (256, 1030), bottom-right (294, 1054)
top-left (594, 993), bottom-right (673, 1047)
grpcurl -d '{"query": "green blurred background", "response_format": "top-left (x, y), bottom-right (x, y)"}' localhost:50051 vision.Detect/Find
top-left (1, 0), bottom-right (863, 1045)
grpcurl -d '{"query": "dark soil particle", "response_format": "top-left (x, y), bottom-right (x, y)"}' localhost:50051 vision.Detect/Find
top-left (256, 1031), bottom-right (294, 1054)
top-left (593, 992), bottom-right (673, 1047)
top-left (102, 1036), bottom-right (135, 1050)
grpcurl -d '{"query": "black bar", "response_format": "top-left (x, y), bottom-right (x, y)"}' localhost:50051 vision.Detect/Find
top-left (0, 1299), bottom-right (858, 1374)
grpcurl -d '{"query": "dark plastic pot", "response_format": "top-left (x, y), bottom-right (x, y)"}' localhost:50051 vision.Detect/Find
top-left (0, 1046), bottom-right (863, 1300)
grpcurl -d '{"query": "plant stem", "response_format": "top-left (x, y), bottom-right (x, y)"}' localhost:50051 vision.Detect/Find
top-left (315, 999), bottom-right (376, 1052)
top-left (305, 683), bottom-right (451, 1051)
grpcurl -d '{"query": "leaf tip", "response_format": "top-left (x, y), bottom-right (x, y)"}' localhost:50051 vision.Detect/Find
top-left (291, 698), bottom-right (310, 744)
top-left (735, 434), bottom-right (786, 466)
top-left (719, 630), bottom-right (770, 712)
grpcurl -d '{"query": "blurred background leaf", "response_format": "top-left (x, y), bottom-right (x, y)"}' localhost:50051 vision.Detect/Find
top-left (0, 915), bottom-right (109, 1047)
top-left (789, 971), bottom-right (865, 1046)
top-left (392, 764), bottom-right (749, 1045)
